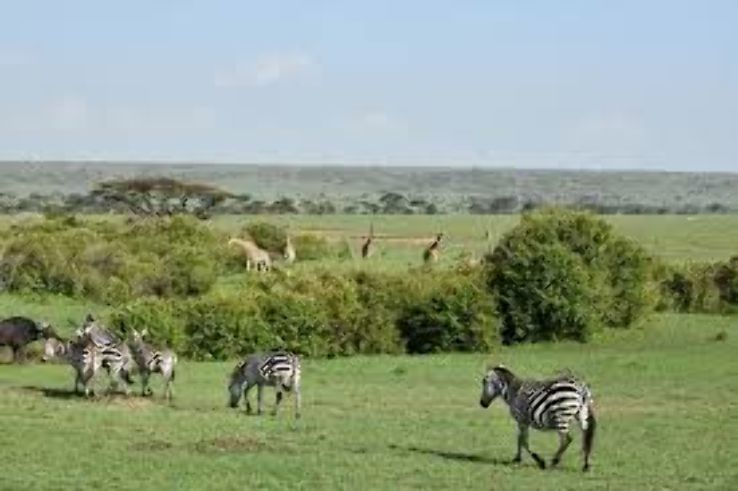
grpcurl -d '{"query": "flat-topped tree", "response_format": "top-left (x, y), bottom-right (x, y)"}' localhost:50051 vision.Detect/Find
top-left (92, 177), bottom-right (233, 218)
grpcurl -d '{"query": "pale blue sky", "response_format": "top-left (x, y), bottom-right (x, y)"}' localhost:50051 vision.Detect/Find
top-left (1, 1), bottom-right (736, 170)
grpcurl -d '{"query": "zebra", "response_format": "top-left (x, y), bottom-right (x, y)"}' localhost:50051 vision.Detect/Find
top-left (78, 319), bottom-right (135, 395)
top-left (228, 351), bottom-right (302, 418)
top-left (479, 365), bottom-right (596, 472)
top-left (41, 334), bottom-right (102, 397)
top-left (127, 328), bottom-right (177, 400)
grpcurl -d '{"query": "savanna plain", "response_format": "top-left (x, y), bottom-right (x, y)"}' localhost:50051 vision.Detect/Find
top-left (1, 211), bottom-right (738, 490)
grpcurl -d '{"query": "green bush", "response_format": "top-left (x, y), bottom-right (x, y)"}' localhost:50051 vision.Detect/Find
top-left (655, 261), bottom-right (722, 313)
top-left (292, 234), bottom-right (334, 261)
top-left (486, 208), bottom-right (653, 344)
top-left (714, 256), bottom-right (738, 307)
top-left (0, 216), bottom-right (221, 301)
top-left (397, 270), bottom-right (497, 353)
top-left (107, 298), bottom-right (186, 352)
top-left (243, 221), bottom-right (286, 252)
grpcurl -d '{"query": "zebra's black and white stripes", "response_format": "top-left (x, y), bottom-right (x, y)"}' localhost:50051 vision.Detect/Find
top-left (480, 365), bottom-right (596, 471)
top-left (128, 328), bottom-right (177, 400)
top-left (228, 351), bottom-right (301, 418)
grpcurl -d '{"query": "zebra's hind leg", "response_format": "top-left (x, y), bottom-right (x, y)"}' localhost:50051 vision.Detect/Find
top-left (551, 430), bottom-right (573, 468)
top-left (256, 384), bottom-right (264, 415)
top-left (517, 424), bottom-right (546, 469)
top-left (243, 383), bottom-right (254, 414)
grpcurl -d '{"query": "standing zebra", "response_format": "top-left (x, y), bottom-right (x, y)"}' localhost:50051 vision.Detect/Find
top-left (127, 328), bottom-right (177, 400)
top-left (41, 334), bottom-right (102, 397)
top-left (228, 351), bottom-right (302, 418)
top-left (479, 365), bottom-right (596, 472)
top-left (78, 320), bottom-right (135, 395)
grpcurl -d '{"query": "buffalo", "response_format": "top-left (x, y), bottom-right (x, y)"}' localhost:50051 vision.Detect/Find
top-left (0, 316), bottom-right (54, 363)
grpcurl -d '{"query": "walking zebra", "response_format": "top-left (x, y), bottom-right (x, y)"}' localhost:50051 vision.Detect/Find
top-left (228, 351), bottom-right (302, 418)
top-left (41, 334), bottom-right (102, 397)
top-left (479, 365), bottom-right (596, 472)
top-left (128, 328), bottom-right (177, 400)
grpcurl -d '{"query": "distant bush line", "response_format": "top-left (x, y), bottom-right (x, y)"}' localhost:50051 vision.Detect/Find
top-left (1, 209), bottom-right (737, 360)
top-left (0, 176), bottom-right (733, 216)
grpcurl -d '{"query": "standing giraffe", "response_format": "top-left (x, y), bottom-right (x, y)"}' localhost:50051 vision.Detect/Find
top-left (423, 233), bottom-right (444, 264)
top-left (361, 222), bottom-right (375, 259)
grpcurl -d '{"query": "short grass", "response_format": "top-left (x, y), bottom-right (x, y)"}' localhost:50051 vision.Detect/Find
top-left (1, 313), bottom-right (736, 490)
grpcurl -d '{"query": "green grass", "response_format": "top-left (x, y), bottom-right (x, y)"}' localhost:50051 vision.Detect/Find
top-left (1, 314), bottom-right (736, 490)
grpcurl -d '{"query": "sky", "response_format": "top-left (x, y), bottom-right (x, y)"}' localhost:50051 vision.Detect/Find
top-left (0, 1), bottom-right (736, 171)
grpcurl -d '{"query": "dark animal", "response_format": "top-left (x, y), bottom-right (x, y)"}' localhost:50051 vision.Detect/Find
top-left (0, 316), bottom-right (51, 363)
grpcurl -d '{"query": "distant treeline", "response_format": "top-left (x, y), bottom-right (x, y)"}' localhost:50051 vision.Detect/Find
top-left (0, 176), bottom-right (733, 216)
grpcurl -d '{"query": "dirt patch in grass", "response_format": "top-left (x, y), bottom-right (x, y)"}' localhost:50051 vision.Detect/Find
top-left (102, 394), bottom-right (158, 409)
top-left (191, 436), bottom-right (271, 454)
top-left (130, 440), bottom-right (174, 452)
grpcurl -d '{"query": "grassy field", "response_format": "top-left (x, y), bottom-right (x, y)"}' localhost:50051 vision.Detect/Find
top-left (0, 313), bottom-right (736, 490)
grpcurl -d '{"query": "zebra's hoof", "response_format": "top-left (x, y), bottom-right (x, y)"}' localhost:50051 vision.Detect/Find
top-left (511, 456), bottom-right (522, 464)
top-left (532, 454), bottom-right (546, 470)
top-left (582, 464), bottom-right (590, 472)
top-left (551, 458), bottom-right (560, 468)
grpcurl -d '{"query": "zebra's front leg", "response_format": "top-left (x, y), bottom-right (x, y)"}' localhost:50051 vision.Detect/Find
top-left (551, 431), bottom-right (573, 468)
top-left (272, 389), bottom-right (283, 416)
top-left (517, 424), bottom-right (546, 469)
top-left (140, 371), bottom-right (151, 397)
top-left (294, 385), bottom-right (301, 419)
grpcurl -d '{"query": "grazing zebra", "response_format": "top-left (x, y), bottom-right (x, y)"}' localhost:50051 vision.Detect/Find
top-left (479, 365), bottom-right (596, 472)
top-left (41, 335), bottom-right (102, 397)
top-left (228, 351), bottom-right (302, 418)
top-left (128, 328), bottom-right (177, 400)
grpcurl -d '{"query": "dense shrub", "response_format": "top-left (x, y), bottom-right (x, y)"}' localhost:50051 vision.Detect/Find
top-left (0, 216), bottom-right (221, 301)
top-left (654, 261), bottom-right (723, 313)
top-left (107, 298), bottom-right (186, 352)
top-left (714, 256), bottom-right (738, 307)
top-left (243, 221), bottom-right (287, 252)
top-left (292, 234), bottom-right (334, 261)
top-left (397, 270), bottom-right (497, 353)
top-left (486, 208), bottom-right (653, 344)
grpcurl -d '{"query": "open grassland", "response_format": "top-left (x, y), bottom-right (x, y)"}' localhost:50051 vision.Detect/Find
top-left (3, 213), bottom-right (736, 266)
top-left (0, 313), bottom-right (736, 490)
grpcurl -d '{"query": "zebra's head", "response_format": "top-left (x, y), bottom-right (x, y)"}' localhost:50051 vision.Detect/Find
top-left (479, 366), bottom-right (507, 408)
top-left (227, 362), bottom-right (246, 408)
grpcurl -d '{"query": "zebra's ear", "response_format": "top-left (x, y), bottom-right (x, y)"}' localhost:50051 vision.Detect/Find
top-left (141, 328), bottom-right (149, 338)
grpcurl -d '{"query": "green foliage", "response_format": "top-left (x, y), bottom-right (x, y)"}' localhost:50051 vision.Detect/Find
top-left (487, 208), bottom-right (653, 344)
top-left (397, 270), bottom-right (497, 353)
top-left (0, 216), bottom-right (221, 301)
top-left (107, 298), bottom-right (186, 352)
top-left (243, 221), bottom-right (286, 252)
top-left (292, 234), bottom-right (334, 261)
top-left (714, 256), bottom-right (738, 306)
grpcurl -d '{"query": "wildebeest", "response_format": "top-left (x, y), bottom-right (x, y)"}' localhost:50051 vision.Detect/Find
top-left (0, 316), bottom-right (52, 363)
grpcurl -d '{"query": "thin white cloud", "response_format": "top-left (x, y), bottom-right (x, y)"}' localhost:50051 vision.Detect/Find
top-left (49, 96), bottom-right (90, 132)
top-left (215, 52), bottom-right (315, 88)
top-left (358, 110), bottom-right (407, 133)
top-left (0, 48), bottom-right (33, 67)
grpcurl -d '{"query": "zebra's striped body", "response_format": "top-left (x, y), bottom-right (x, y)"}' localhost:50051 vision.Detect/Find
top-left (228, 351), bottom-right (301, 418)
top-left (42, 336), bottom-right (102, 397)
top-left (79, 321), bottom-right (135, 395)
top-left (480, 365), bottom-right (596, 471)
top-left (128, 328), bottom-right (177, 400)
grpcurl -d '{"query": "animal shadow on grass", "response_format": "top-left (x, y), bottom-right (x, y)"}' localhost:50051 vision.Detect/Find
top-left (389, 444), bottom-right (509, 466)
top-left (19, 385), bottom-right (87, 400)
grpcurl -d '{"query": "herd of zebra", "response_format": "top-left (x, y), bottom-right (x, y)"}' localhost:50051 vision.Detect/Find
top-left (34, 315), bottom-right (595, 472)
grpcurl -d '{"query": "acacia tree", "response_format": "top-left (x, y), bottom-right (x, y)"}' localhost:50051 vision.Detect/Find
top-left (91, 177), bottom-right (233, 218)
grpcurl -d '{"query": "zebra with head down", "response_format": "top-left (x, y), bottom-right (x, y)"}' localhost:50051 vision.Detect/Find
top-left (228, 351), bottom-right (301, 418)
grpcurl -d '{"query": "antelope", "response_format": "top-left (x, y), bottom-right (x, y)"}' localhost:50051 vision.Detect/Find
top-left (228, 237), bottom-right (272, 272)
top-left (361, 222), bottom-right (375, 259)
top-left (423, 233), bottom-right (444, 264)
